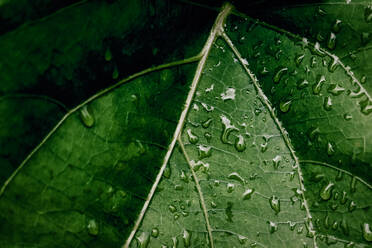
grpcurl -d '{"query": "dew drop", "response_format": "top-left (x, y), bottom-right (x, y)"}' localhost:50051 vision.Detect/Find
top-left (169, 204), bottom-right (177, 213)
top-left (328, 55), bottom-right (339, 72)
top-left (151, 228), bottom-right (159, 238)
top-left (268, 221), bottom-right (278, 233)
top-left (221, 87), bottom-right (236, 101)
top-left (202, 118), bottom-right (212, 128)
top-left (186, 129), bottom-right (198, 144)
top-left (332, 19), bottom-right (342, 33)
top-left (87, 219), bottom-right (99, 236)
top-left (163, 166), bottom-right (171, 179)
top-left (332, 221), bottom-right (338, 230)
top-left (220, 115), bottom-right (238, 144)
top-left (234, 134), bottom-right (246, 152)
top-left (136, 231), bottom-right (150, 248)
top-left (297, 226), bottom-right (304, 234)
top-left (201, 102), bottom-right (214, 112)
top-left (323, 96), bottom-right (333, 111)
top-left (297, 79), bottom-right (309, 89)
top-left (211, 201), bottom-right (217, 208)
top-left (269, 195), bottom-right (281, 214)
top-left (172, 236), bottom-right (178, 247)
top-left (79, 105), bottom-right (95, 128)
top-left (279, 100), bottom-right (292, 113)
top-left (327, 33), bottom-right (336, 50)
top-left (242, 188), bottom-right (255, 200)
top-left (198, 145), bottom-right (212, 159)
top-left (260, 67), bottom-right (269, 75)
top-left (289, 221), bottom-right (297, 231)
top-left (228, 172), bottom-right (245, 184)
top-left (344, 113), bottom-right (352, 120)
top-left (340, 219), bottom-right (349, 235)
top-left (360, 99), bottom-right (372, 115)
top-left (295, 54), bottom-right (305, 66)
top-left (180, 170), bottom-right (188, 182)
top-left (227, 183), bottom-right (235, 193)
top-left (182, 229), bottom-right (191, 247)
top-left (361, 75), bottom-right (367, 84)
top-left (238, 234), bottom-right (247, 244)
top-left (340, 191), bottom-right (348, 204)
top-left (345, 241), bottom-right (355, 248)
top-left (319, 182), bottom-right (334, 200)
top-left (348, 201), bottom-right (356, 212)
top-left (328, 84), bottom-right (345, 96)
top-left (310, 56), bottom-right (317, 67)
top-left (272, 155), bottom-right (282, 169)
top-left (313, 75), bottom-right (326, 94)
top-left (273, 67), bottom-right (288, 83)
top-left (362, 223), bottom-right (372, 241)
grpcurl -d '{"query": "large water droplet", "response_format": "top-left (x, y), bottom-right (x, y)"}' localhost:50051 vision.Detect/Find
top-left (269, 195), bottom-right (280, 214)
top-left (151, 228), bottom-right (159, 238)
top-left (242, 188), bottom-right (255, 200)
top-left (279, 100), bottom-right (292, 113)
top-left (272, 155), bottom-right (282, 169)
top-left (273, 67), bottom-right (288, 83)
top-left (327, 33), bottom-right (336, 50)
top-left (227, 183), bottom-right (235, 193)
top-left (87, 219), bottom-right (99, 236)
top-left (312, 42), bottom-right (325, 56)
top-left (319, 182), bottom-right (334, 200)
top-left (344, 113), bottom-right (352, 120)
top-left (186, 129), bottom-right (198, 144)
top-left (362, 223), bottom-right (372, 241)
top-left (323, 96), bottom-right (332, 111)
top-left (228, 172), bottom-right (245, 184)
top-left (79, 105), bottom-right (95, 128)
top-left (182, 229), bottom-right (191, 247)
top-left (234, 134), bottom-right (246, 152)
top-left (328, 55), bottom-right (339, 72)
top-left (136, 231), bottom-right (150, 248)
top-left (220, 115), bottom-right (238, 144)
top-left (313, 75), bottom-right (326, 94)
top-left (198, 145), bottom-right (212, 159)
top-left (221, 87), bottom-right (236, 101)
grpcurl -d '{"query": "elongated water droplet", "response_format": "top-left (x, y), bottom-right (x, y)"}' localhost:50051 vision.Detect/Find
top-left (221, 87), bottom-right (236, 101)
top-left (260, 67), bottom-right (269, 75)
top-left (186, 129), bottom-right (198, 144)
top-left (79, 105), bottom-right (95, 128)
top-left (320, 182), bottom-right (334, 200)
top-left (348, 201), bottom-right (356, 212)
top-left (268, 221), bottom-right (278, 233)
top-left (289, 221), bottom-right (297, 231)
top-left (87, 219), bottom-right (99, 236)
top-left (365, 6), bottom-right (372, 23)
top-left (340, 218), bottom-right (349, 235)
top-left (242, 188), bottom-right (255, 200)
top-left (228, 172), bottom-right (245, 184)
top-left (136, 232), bottom-right (150, 248)
top-left (198, 145), bottom-right (212, 159)
top-left (172, 236), bottom-right (178, 248)
top-left (234, 134), bottom-right (246, 152)
top-left (272, 155), bottom-right (281, 169)
top-left (183, 229), bottom-right (191, 247)
top-left (180, 170), bottom-right (188, 182)
top-left (360, 99), bottom-right (372, 115)
top-left (340, 191), bottom-right (348, 204)
top-left (344, 113), bottom-right (352, 120)
top-left (313, 75), bottom-right (326, 94)
top-left (269, 195), bottom-right (280, 214)
top-left (220, 115), bottom-right (238, 144)
top-left (323, 96), bottom-right (332, 111)
top-left (350, 176), bottom-right (357, 192)
top-left (362, 223), bottom-right (372, 241)
top-left (202, 118), bottom-right (212, 128)
top-left (312, 42), bottom-right (325, 56)
top-left (190, 160), bottom-right (209, 172)
top-left (169, 204), bottom-right (177, 213)
top-left (345, 241), bottom-right (355, 248)
top-left (279, 100), bottom-right (292, 113)
top-left (310, 56), bottom-right (317, 67)
top-left (297, 79), bottom-right (309, 89)
top-left (328, 84), bottom-right (345, 96)
top-left (332, 19), bottom-right (342, 33)
top-left (327, 33), bottom-right (336, 50)
top-left (201, 102), bottom-right (214, 112)
top-left (328, 55), bottom-right (339, 72)
top-left (361, 75), bottom-right (367, 84)
top-left (295, 54), bottom-right (305, 66)
top-left (273, 67), bottom-right (288, 83)
top-left (204, 132), bottom-right (212, 142)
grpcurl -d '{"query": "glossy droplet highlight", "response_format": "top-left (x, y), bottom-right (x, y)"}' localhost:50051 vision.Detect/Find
top-left (136, 231), bottom-right (150, 248)
top-left (344, 113), bottom-right (352, 120)
top-left (297, 79), bottom-right (309, 89)
top-left (272, 155), bottom-right (281, 169)
top-left (234, 134), bottom-right (246, 152)
top-left (151, 228), bottom-right (159, 238)
top-left (242, 188), bottom-right (255, 200)
top-left (323, 96), bottom-right (332, 111)
top-left (328, 55), bottom-right (339, 72)
top-left (279, 100), bottom-right (292, 113)
top-left (295, 54), bottom-right (305, 66)
top-left (362, 223), bottom-right (372, 241)
top-left (228, 172), bottom-right (245, 184)
top-left (220, 115), bottom-right (238, 144)
top-left (332, 19), bottom-right (342, 33)
top-left (87, 219), bottom-right (99, 236)
top-left (227, 183), bottom-right (235, 193)
top-left (269, 195), bottom-right (280, 214)
top-left (273, 67), bottom-right (288, 83)
top-left (186, 129), bottom-right (198, 144)
top-left (198, 145), bottom-right (212, 159)
top-left (202, 118), bottom-right (212, 128)
top-left (313, 75), bottom-right (326, 95)
top-left (183, 229), bottom-right (191, 247)
top-left (268, 221), bottom-right (278, 233)
top-left (221, 87), bottom-right (236, 101)
top-left (312, 42), bottom-right (325, 56)
top-left (327, 33), bottom-right (336, 50)
top-left (328, 84), bottom-right (345, 96)
top-left (320, 182), bottom-right (334, 200)
top-left (79, 105), bottom-right (95, 128)
top-left (348, 201), bottom-right (356, 212)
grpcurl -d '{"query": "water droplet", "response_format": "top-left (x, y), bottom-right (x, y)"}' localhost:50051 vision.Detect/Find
top-left (350, 176), bottom-right (357, 192)
top-left (174, 185), bottom-right (183, 191)
top-left (310, 56), bottom-right (317, 67)
top-left (297, 226), bottom-right (304, 234)
top-left (272, 155), bottom-right (282, 169)
top-left (227, 183), bottom-right (235, 193)
top-left (313, 75), bottom-right (326, 94)
top-left (174, 213), bottom-right (179, 220)
top-left (320, 182), bottom-right (334, 200)
top-left (279, 100), bottom-right (292, 113)
top-left (345, 241), bottom-right (355, 248)
top-left (328, 55), bottom-right (339, 72)
top-left (362, 223), bottom-right (372, 241)
top-left (172, 236), bottom-right (178, 247)
top-left (202, 118), bottom-right (212, 128)
top-left (186, 129), bottom-right (198, 144)
top-left (332, 221), bottom-right (338, 230)
top-left (169, 204), bottom-right (177, 213)
top-left (344, 113), bottom-right (352, 120)
top-left (348, 201), bottom-right (356, 212)
top-left (297, 79), bottom-right (309, 89)
top-left (228, 172), bottom-right (245, 184)
top-left (328, 84), bottom-right (345, 96)
top-left (238, 234), bottom-right (247, 244)
top-left (323, 96), bottom-right (333, 111)
top-left (182, 229), bottom-right (191, 247)
top-left (332, 19), bottom-right (342, 33)
top-left (360, 99), bottom-right (372, 115)
top-left (365, 6), bottom-right (372, 23)
top-left (87, 219), bottom-right (99, 236)
top-left (289, 221), bottom-right (297, 231)
top-left (273, 67), bottom-right (288, 83)
top-left (260, 67), bottom-right (269, 75)
top-left (136, 231), bottom-right (150, 248)
top-left (79, 105), bottom-right (95, 128)
top-left (326, 142), bottom-right (335, 156)
top-left (201, 102), bottom-right (214, 112)
top-left (317, 7), bottom-right (327, 15)
top-left (220, 115), bottom-right (238, 144)
top-left (340, 218), bottom-right (349, 235)
top-left (327, 33), bottom-right (336, 50)
top-left (151, 228), bottom-right (159, 238)
top-left (198, 145), bottom-right (212, 159)
top-left (340, 191), bottom-right (348, 204)
top-left (312, 42), bottom-right (325, 56)
top-left (190, 160), bottom-right (209, 172)
top-left (269, 195), bottom-right (280, 214)
top-left (361, 75), bottom-right (367, 84)
top-left (242, 188), bottom-right (255, 200)
top-left (221, 87), bottom-right (236, 101)
top-left (204, 132), bottom-right (212, 142)
top-left (268, 221), bottom-right (278, 233)
top-left (234, 134), bottom-right (246, 152)
top-left (105, 48), bottom-right (112, 61)
top-left (295, 54), bottom-right (305, 66)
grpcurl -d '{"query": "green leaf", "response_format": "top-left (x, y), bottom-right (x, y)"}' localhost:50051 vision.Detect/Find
top-left (1, 1), bottom-right (371, 248)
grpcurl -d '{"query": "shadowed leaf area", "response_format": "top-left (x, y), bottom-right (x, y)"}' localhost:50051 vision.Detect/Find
top-left (0, 0), bottom-right (371, 247)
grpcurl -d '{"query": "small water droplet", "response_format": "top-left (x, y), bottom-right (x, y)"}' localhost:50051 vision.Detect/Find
top-left (169, 204), bottom-right (177, 213)
top-left (272, 155), bottom-right (282, 169)
top-left (221, 87), bottom-right (236, 101)
top-left (202, 118), bottom-right (212, 128)
top-left (289, 221), bottom-right (297, 231)
top-left (182, 229), bottom-right (191, 247)
top-left (310, 56), bottom-right (317, 67)
top-left (268, 221), bottom-right (278, 233)
top-left (344, 113), bottom-right (352, 120)
top-left (269, 195), bottom-right (280, 214)
top-left (323, 96), bottom-right (333, 111)
top-left (136, 231), bottom-right (150, 248)
top-left (332, 19), bottom-right (342, 33)
top-left (273, 67), bottom-right (288, 83)
top-left (340, 191), bottom-right (348, 204)
top-left (201, 102), bottom-right (214, 112)
top-left (234, 135), bottom-right (246, 152)
top-left (345, 241), bottom-right (355, 248)
top-left (172, 236), bottom-right (178, 247)
top-left (198, 145), bottom-right (212, 159)
top-left (361, 75), bottom-right (367, 84)
top-left (327, 33), bottom-right (336, 50)
top-left (186, 129), bottom-right (198, 144)
top-left (327, 142), bottom-right (335, 156)
top-left (227, 183), bottom-right (235, 193)
top-left (328, 84), bottom-right (345, 96)
top-left (220, 115), bottom-right (238, 144)
top-left (242, 188), bottom-right (255, 200)
top-left (295, 54), bottom-right (305, 66)
top-left (348, 201), bottom-right (356, 212)
top-left (163, 166), bottom-right (171, 179)
top-left (79, 105), bottom-right (95, 128)
top-left (297, 226), bottom-right (304, 234)
top-left (151, 228), bottom-right (159, 238)
top-left (362, 223), bottom-right (372, 241)
top-left (279, 100), bottom-right (292, 113)
top-left (87, 219), bottom-right (99, 236)
top-left (320, 182), bottom-right (334, 200)
top-left (313, 75), bottom-right (326, 94)
top-left (228, 172), bottom-right (245, 184)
